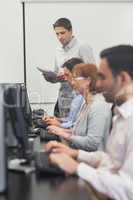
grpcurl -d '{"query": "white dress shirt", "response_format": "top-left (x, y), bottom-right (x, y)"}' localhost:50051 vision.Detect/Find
top-left (76, 98), bottom-right (133, 200)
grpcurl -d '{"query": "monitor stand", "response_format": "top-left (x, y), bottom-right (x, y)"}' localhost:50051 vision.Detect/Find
top-left (8, 158), bottom-right (35, 174)
top-left (8, 137), bottom-right (41, 174)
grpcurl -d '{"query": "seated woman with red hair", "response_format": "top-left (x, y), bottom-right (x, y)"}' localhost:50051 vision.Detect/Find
top-left (47, 63), bottom-right (111, 151)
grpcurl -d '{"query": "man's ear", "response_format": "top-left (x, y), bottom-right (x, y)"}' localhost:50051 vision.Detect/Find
top-left (119, 71), bottom-right (132, 86)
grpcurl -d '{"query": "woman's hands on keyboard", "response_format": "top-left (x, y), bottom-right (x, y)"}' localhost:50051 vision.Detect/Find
top-left (46, 125), bottom-right (71, 140)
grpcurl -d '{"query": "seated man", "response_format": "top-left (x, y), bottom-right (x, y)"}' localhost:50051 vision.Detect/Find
top-left (43, 58), bottom-right (84, 129)
top-left (45, 45), bottom-right (133, 200)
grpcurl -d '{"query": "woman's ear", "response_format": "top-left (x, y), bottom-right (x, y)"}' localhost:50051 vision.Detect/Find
top-left (86, 79), bottom-right (91, 89)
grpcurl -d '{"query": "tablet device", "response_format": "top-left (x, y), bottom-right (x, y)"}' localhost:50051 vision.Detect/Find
top-left (37, 67), bottom-right (57, 79)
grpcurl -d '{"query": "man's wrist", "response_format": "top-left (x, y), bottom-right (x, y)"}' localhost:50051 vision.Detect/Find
top-left (71, 162), bottom-right (79, 174)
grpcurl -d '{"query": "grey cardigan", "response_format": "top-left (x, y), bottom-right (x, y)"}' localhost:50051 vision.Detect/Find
top-left (70, 94), bottom-right (112, 152)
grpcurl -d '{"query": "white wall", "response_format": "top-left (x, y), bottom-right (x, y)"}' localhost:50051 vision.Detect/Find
top-left (25, 1), bottom-right (133, 109)
top-left (0, 0), bottom-right (23, 83)
top-left (0, 0), bottom-right (55, 114)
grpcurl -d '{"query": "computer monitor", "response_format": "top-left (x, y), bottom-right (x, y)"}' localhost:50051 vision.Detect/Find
top-left (4, 84), bottom-right (22, 147)
top-left (0, 85), bottom-right (6, 192)
top-left (4, 85), bottom-right (31, 161)
top-left (21, 85), bottom-right (32, 127)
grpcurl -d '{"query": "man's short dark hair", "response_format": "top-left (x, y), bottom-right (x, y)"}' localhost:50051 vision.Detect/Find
top-left (62, 58), bottom-right (83, 72)
top-left (100, 45), bottom-right (133, 79)
top-left (53, 18), bottom-right (72, 31)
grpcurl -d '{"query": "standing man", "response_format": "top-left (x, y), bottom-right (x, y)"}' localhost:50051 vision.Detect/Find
top-left (46, 45), bottom-right (133, 200)
top-left (43, 18), bottom-right (95, 118)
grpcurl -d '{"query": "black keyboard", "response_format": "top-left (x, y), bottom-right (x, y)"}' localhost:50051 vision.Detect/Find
top-left (40, 129), bottom-right (61, 142)
top-left (34, 151), bottom-right (65, 175)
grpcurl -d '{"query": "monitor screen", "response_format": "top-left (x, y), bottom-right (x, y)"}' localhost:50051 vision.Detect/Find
top-left (4, 84), bottom-right (31, 160)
